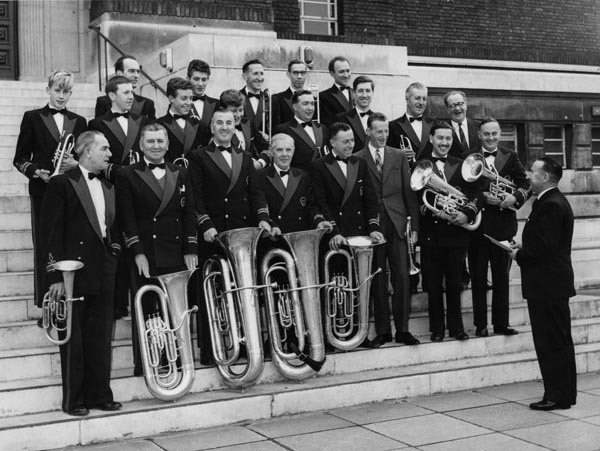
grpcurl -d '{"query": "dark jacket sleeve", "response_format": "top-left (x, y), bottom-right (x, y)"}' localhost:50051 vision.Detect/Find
top-left (247, 158), bottom-right (272, 225)
top-left (115, 168), bottom-right (144, 256)
top-left (188, 149), bottom-right (215, 233)
top-left (41, 176), bottom-right (67, 286)
top-left (13, 111), bottom-right (39, 179)
top-left (360, 162), bottom-right (381, 234)
top-left (94, 96), bottom-right (110, 119)
top-left (180, 167), bottom-right (198, 255)
top-left (310, 161), bottom-right (341, 236)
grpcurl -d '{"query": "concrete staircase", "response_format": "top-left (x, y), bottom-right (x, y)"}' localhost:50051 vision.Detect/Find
top-left (1, 80), bottom-right (600, 450)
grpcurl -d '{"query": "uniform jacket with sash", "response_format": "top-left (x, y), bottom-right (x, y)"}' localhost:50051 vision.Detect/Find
top-left (189, 94), bottom-right (219, 127)
top-left (334, 108), bottom-right (368, 153)
top-left (155, 113), bottom-right (211, 165)
top-left (95, 93), bottom-right (155, 121)
top-left (13, 105), bottom-right (87, 197)
top-left (387, 114), bottom-right (434, 162)
top-left (274, 120), bottom-right (329, 171)
top-left (319, 84), bottom-right (354, 127)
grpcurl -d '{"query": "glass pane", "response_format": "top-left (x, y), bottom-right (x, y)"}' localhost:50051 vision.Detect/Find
top-left (593, 154), bottom-right (600, 167)
top-left (545, 152), bottom-right (566, 166)
top-left (544, 141), bottom-right (563, 153)
top-left (592, 126), bottom-right (600, 140)
top-left (303, 20), bottom-right (330, 34)
top-left (500, 141), bottom-right (515, 151)
top-left (544, 126), bottom-right (563, 140)
top-left (304, 2), bottom-right (328, 17)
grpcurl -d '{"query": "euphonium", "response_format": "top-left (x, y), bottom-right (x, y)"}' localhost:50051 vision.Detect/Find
top-left (42, 260), bottom-right (84, 345)
top-left (261, 89), bottom-right (272, 140)
top-left (406, 216), bottom-right (420, 276)
top-left (51, 132), bottom-right (75, 178)
top-left (134, 269), bottom-right (198, 401)
top-left (410, 160), bottom-right (481, 231)
top-left (462, 153), bottom-right (518, 208)
top-left (202, 227), bottom-right (267, 389)
top-left (260, 229), bottom-right (327, 381)
top-left (323, 236), bottom-right (383, 351)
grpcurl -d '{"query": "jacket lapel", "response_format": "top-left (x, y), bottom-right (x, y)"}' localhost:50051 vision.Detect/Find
top-left (206, 145), bottom-right (232, 179)
top-left (342, 159), bottom-right (359, 207)
top-left (241, 121), bottom-right (252, 151)
top-left (203, 98), bottom-right (217, 124)
top-left (290, 121), bottom-right (316, 149)
top-left (130, 95), bottom-right (144, 116)
top-left (226, 148), bottom-right (243, 194)
top-left (163, 116), bottom-right (185, 146)
top-left (135, 165), bottom-right (163, 201)
top-left (325, 158), bottom-right (347, 191)
top-left (493, 147), bottom-right (510, 174)
top-left (382, 147), bottom-right (394, 184)
top-left (445, 158), bottom-right (459, 182)
top-left (348, 110), bottom-right (366, 144)
top-left (281, 170), bottom-right (300, 212)
top-left (103, 117), bottom-right (127, 150)
top-left (183, 121), bottom-right (199, 154)
top-left (40, 111), bottom-right (61, 141)
top-left (69, 169), bottom-right (103, 242)
top-left (361, 148), bottom-right (381, 183)
top-left (62, 114), bottom-right (77, 137)
top-left (283, 88), bottom-right (293, 114)
top-left (398, 116), bottom-right (420, 147)
top-left (121, 116), bottom-right (141, 163)
top-left (156, 166), bottom-right (177, 216)
top-left (101, 180), bottom-right (115, 245)
top-left (420, 119), bottom-right (432, 151)
top-left (267, 168), bottom-right (285, 198)
top-left (332, 85), bottom-right (351, 110)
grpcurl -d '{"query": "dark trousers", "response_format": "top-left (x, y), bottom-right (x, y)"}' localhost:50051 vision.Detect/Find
top-left (468, 233), bottom-right (511, 329)
top-left (30, 195), bottom-right (45, 307)
top-left (114, 243), bottom-right (130, 317)
top-left (527, 296), bottom-right (577, 405)
top-left (59, 251), bottom-right (117, 412)
top-left (421, 245), bottom-right (466, 336)
top-left (371, 212), bottom-right (410, 335)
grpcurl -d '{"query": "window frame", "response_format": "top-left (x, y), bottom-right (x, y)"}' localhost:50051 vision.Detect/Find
top-left (298, 0), bottom-right (339, 36)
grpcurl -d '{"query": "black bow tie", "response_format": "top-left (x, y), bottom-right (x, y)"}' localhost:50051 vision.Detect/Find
top-left (113, 112), bottom-right (129, 119)
top-left (300, 121), bottom-right (312, 128)
top-left (218, 145), bottom-right (232, 153)
top-left (246, 92), bottom-right (261, 99)
top-left (484, 150), bottom-right (497, 157)
top-left (432, 157), bottom-right (447, 163)
top-left (359, 110), bottom-right (371, 118)
top-left (148, 163), bottom-right (166, 170)
top-left (193, 95), bottom-right (206, 102)
top-left (338, 85), bottom-right (349, 91)
top-left (87, 172), bottom-right (99, 180)
top-left (172, 114), bottom-right (187, 120)
top-left (409, 116), bottom-right (423, 122)
top-left (279, 169), bottom-right (290, 177)
top-left (335, 155), bottom-right (348, 163)
top-left (49, 108), bottom-right (65, 115)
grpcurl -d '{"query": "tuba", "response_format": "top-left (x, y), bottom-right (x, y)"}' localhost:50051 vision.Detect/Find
top-left (51, 132), bottom-right (75, 178)
top-left (462, 153), bottom-right (518, 209)
top-left (134, 269), bottom-right (198, 401)
top-left (260, 229), bottom-right (327, 380)
top-left (202, 227), bottom-right (268, 389)
top-left (42, 260), bottom-right (84, 345)
top-left (410, 160), bottom-right (481, 231)
top-left (261, 89), bottom-right (272, 141)
top-left (323, 236), bottom-right (383, 351)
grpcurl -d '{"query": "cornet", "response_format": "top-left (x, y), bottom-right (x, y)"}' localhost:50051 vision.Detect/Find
top-left (410, 160), bottom-right (481, 231)
top-left (51, 131), bottom-right (75, 177)
top-left (399, 135), bottom-right (416, 163)
top-left (462, 153), bottom-right (518, 209)
top-left (129, 149), bottom-right (140, 165)
top-left (406, 216), bottom-right (420, 276)
top-left (42, 260), bottom-right (84, 345)
top-left (261, 89), bottom-right (272, 141)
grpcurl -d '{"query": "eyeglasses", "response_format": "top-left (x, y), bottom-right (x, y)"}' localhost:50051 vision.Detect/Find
top-left (291, 71), bottom-right (307, 76)
top-left (449, 102), bottom-right (465, 109)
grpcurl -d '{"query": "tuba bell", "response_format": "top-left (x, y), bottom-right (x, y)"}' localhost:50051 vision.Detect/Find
top-left (42, 260), bottom-right (84, 345)
top-left (202, 227), bottom-right (269, 389)
top-left (410, 160), bottom-right (481, 231)
top-left (51, 132), bottom-right (75, 178)
top-left (462, 153), bottom-right (518, 209)
top-left (323, 236), bottom-right (383, 351)
top-left (260, 229), bottom-right (327, 380)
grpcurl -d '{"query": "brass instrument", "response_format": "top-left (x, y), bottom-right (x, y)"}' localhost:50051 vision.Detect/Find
top-left (42, 260), bottom-right (84, 345)
top-left (260, 229), bottom-right (327, 380)
top-left (406, 216), bottom-right (420, 276)
top-left (134, 269), bottom-right (198, 401)
top-left (51, 132), bottom-right (75, 177)
top-left (261, 89), bottom-right (272, 141)
top-left (203, 227), bottom-right (270, 389)
top-left (307, 84), bottom-right (320, 124)
top-left (410, 160), bottom-right (481, 231)
top-left (399, 135), bottom-right (416, 163)
top-left (129, 149), bottom-right (140, 165)
top-left (323, 236), bottom-right (383, 351)
top-left (462, 153), bottom-right (518, 209)
top-left (173, 154), bottom-right (189, 168)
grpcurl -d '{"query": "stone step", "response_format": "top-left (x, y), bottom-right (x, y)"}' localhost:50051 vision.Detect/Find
top-left (0, 97), bottom-right (99, 109)
top-left (0, 230), bottom-right (32, 251)
top-left (0, 271), bottom-right (33, 297)
top-left (0, 80), bottom-right (99, 93)
top-left (0, 295), bottom-right (36, 323)
top-left (516, 193), bottom-right (600, 219)
top-left (0, 195), bottom-right (29, 214)
top-left (0, 339), bottom-right (598, 450)
top-left (0, 250), bottom-right (33, 273)
top-left (0, 104), bottom-right (94, 119)
top-left (0, 212), bottom-right (31, 231)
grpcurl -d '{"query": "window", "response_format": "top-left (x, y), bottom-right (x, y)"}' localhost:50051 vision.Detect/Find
top-left (592, 126), bottom-right (600, 167)
top-left (543, 125), bottom-right (566, 167)
top-left (499, 124), bottom-right (517, 151)
top-left (299, 0), bottom-right (338, 35)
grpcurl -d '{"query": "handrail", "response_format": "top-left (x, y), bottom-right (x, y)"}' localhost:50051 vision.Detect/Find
top-left (88, 25), bottom-right (168, 98)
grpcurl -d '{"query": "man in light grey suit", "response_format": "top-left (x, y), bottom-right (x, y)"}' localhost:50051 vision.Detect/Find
top-left (356, 112), bottom-right (421, 347)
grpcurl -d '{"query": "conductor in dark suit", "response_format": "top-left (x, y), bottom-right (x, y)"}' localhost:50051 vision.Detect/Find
top-left (444, 90), bottom-right (480, 158)
top-left (155, 77), bottom-right (210, 165)
top-left (319, 56), bottom-right (353, 127)
top-left (42, 131), bottom-right (122, 416)
top-left (187, 59), bottom-right (219, 127)
top-left (355, 113), bottom-right (421, 347)
top-left (465, 118), bottom-right (529, 338)
top-left (510, 157), bottom-right (576, 411)
top-left (116, 123), bottom-right (198, 375)
top-left (274, 90), bottom-right (329, 171)
top-left (94, 55), bottom-right (155, 120)
top-left (13, 70), bottom-right (87, 308)
top-left (271, 59), bottom-right (309, 129)
top-left (387, 81), bottom-right (431, 162)
top-left (334, 75), bottom-right (374, 153)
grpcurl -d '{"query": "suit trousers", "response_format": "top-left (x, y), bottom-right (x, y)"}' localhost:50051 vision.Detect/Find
top-left (468, 233), bottom-right (511, 329)
top-left (527, 296), bottom-right (577, 405)
top-left (371, 211), bottom-right (410, 335)
top-left (422, 245), bottom-right (466, 336)
top-left (59, 249), bottom-right (117, 412)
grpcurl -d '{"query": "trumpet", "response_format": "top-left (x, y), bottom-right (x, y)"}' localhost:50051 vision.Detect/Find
top-left (307, 84), bottom-right (320, 123)
top-left (406, 216), bottom-right (420, 276)
top-left (129, 149), bottom-right (140, 165)
top-left (399, 135), bottom-right (416, 163)
top-left (134, 270), bottom-right (198, 401)
top-left (42, 260), bottom-right (84, 345)
top-left (173, 154), bottom-right (189, 168)
top-left (410, 160), bottom-right (481, 231)
top-left (323, 236), bottom-right (383, 351)
top-left (51, 132), bottom-right (75, 178)
top-left (462, 153), bottom-right (518, 209)
top-left (260, 229), bottom-right (327, 380)
top-left (261, 89), bottom-right (272, 141)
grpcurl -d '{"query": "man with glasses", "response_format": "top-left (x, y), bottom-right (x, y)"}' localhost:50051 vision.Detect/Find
top-left (444, 90), bottom-right (480, 158)
top-left (272, 60), bottom-right (310, 129)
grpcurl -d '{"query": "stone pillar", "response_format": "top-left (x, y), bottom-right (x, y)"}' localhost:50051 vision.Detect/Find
top-left (17, 0), bottom-right (46, 79)
top-left (572, 123), bottom-right (592, 169)
top-left (525, 122), bottom-right (545, 167)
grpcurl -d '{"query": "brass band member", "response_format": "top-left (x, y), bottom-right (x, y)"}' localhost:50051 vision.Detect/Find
top-left (319, 56), bottom-right (353, 127)
top-left (271, 59), bottom-right (310, 129)
top-left (240, 59), bottom-right (268, 133)
top-left (187, 59), bottom-right (219, 127)
top-left (445, 90), bottom-right (480, 158)
top-left (334, 75), bottom-right (375, 153)
top-left (356, 113), bottom-right (421, 347)
top-left (13, 70), bottom-right (87, 311)
top-left (42, 131), bottom-right (122, 416)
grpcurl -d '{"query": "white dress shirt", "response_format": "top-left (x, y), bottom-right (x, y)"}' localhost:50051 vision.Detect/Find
top-left (407, 114), bottom-right (423, 140)
top-left (79, 165), bottom-right (107, 238)
top-left (452, 120), bottom-right (469, 148)
top-left (295, 116), bottom-right (316, 143)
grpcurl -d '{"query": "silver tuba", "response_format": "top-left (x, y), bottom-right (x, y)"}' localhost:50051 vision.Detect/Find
top-left (51, 132), bottom-right (75, 178)
top-left (134, 269), bottom-right (198, 401)
top-left (323, 236), bottom-right (383, 351)
top-left (462, 153), bottom-right (518, 209)
top-left (42, 260), bottom-right (84, 345)
top-left (202, 227), bottom-right (267, 389)
top-left (410, 160), bottom-right (481, 231)
top-left (260, 229), bottom-right (327, 380)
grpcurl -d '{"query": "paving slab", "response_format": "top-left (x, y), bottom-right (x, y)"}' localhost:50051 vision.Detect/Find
top-left (505, 419), bottom-right (600, 451)
top-left (516, 392), bottom-right (600, 420)
top-left (577, 371), bottom-right (600, 390)
top-left (474, 380), bottom-right (544, 401)
top-left (60, 440), bottom-right (162, 451)
top-left (328, 400), bottom-right (431, 425)
top-left (417, 432), bottom-right (549, 451)
top-left (209, 443), bottom-right (288, 451)
top-left (152, 426), bottom-right (265, 451)
top-left (405, 390), bottom-right (504, 412)
top-left (247, 412), bottom-right (352, 438)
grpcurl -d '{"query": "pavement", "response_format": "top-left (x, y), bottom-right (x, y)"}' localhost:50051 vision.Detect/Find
top-left (58, 371), bottom-right (600, 451)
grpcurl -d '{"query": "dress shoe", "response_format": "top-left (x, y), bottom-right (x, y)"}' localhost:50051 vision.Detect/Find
top-left (95, 401), bottom-right (122, 411)
top-left (430, 333), bottom-right (444, 342)
top-left (66, 406), bottom-right (89, 416)
top-left (529, 400), bottom-right (570, 411)
top-left (133, 366), bottom-right (143, 377)
top-left (494, 326), bottom-right (518, 336)
top-left (475, 327), bottom-right (489, 337)
top-left (370, 334), bottom-right (392, 348)
top-left (396, 331), bottom-right (420, 345)
top-left (37, 318), bottom-right (44, 328)
top-left (199, 349), bottom-right (215, 366)
top-left (450, 331), bottom-right (469, 341)
top-left (360, 338), bottom-right (375, 348)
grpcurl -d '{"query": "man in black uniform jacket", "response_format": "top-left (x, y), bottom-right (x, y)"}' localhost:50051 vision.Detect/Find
top-left (417, 121), bottom-right (483, 342)
top-left (116, 123), bottom-right (198, 375)
top-left (188, 109), bottom-right (274, 363)
top-left (13, 70), bottom-right (87, 309)
top-left (156, 77), bottom-right (210, 165)
top-left (510, 157), bottom-right (576, 411)
top-left (42, 131), bottom-right (122, 416)
top-left (187, 59), bottom-right (219, 127)
top-left (465, 118), bottom-right (529, 338)
top-left (274, 90), bottom-right (329, 171)
top-left (271, 59), bottom-right (309, 129)
top-left (319, 56), bottom-right (353, 127)
top-left (240, 59), bottom-right (269, 134)
top-left (94, 55), bottom-right (155, 120)
top-left (334, 75), bottom-right (375, 153)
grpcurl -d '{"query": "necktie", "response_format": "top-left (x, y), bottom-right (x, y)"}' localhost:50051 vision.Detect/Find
top-left (88, 172), bottom-right (99, 180)
top-left (49, 108), bottom-right (65, 115)
top-left (300, 121), bottom-right (312, 128)
top-left (113, 112), bottom-right (129, 119)
top-left (148, 163), bottom-right (166, 170)
top-left (173, 114), bottom-right (187, 120)
top-left (335, 155), bottom-right (348, 163)
top-left (457, 123), bottom-right (467, 145)
top-left (193, 95), bottom-right (206, 102)
top-left (375, 148), bottom-right (383, 174)
top-left (432, 156), bottom-right (447, 163)
top-left (279, 169), bottom-right (290, 178)
top-left (218, 145), bottom-right (232, 153)
top-left (484, 150), bottom-right (497, 157)
top-left (409, 116), bottom-right (423, 122)
top-left (359, 110), bottom-right (372, 118)
top-left (246, 92), bottom-right (261, 99)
